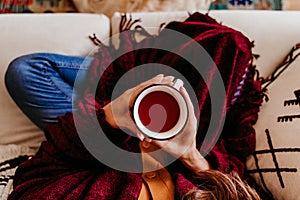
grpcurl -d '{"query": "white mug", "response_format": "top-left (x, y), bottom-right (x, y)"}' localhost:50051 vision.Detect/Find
top-left (133, 79), bottom-right (188, 140)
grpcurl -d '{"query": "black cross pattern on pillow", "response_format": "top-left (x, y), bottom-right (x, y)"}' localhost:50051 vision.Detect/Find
top-left (247, 129), bottom-right (299, 195)
top-left (247, 89), bottom-right (300, 194)
top-left (0, 175), bottom-right (13, 187)
top-left (248, 43), bottom-right (300, 196)
top-left (0, 156), bottom-right (30, 186)
top-left (278, 89), bottom-right (300, 122)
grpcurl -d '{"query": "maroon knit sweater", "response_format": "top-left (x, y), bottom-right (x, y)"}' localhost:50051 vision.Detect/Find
top-left (9, 12), bottom-right (262, 200)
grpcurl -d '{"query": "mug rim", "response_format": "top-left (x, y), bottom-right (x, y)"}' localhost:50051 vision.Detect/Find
top-left (132, 84), bottom-right (188, 140)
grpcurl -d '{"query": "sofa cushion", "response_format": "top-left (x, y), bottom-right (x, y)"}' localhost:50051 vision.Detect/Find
top-left (0, 144), bottom-right (37, 200)
top-left (111, 10), bottom-right (300, 78)
top-left (0, 13), bottom-right (110, 148)
top-left (246, 44), bottom-right (300, 200)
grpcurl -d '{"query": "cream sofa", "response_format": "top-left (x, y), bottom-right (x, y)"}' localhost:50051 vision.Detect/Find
top-left (1, 11), bottom-right (300, 199)
top-left (2, 10), bottom-right (300, 147)
top-left (0, 13), bottom-right (110, 148)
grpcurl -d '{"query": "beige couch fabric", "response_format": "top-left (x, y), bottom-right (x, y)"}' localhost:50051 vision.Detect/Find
top-left (111, 10), bottom-right (300, 78)
top-left (0, 13), bottom-right (110, 148)
top-left (247, 45), bottom-right (300, 200)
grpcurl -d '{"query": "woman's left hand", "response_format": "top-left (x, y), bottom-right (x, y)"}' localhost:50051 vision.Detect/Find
top-left (150, 86), bottom-right (211, 172)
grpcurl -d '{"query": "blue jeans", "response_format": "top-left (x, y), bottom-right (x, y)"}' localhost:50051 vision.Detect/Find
top-left (5, 53), bottom-right (94, 130)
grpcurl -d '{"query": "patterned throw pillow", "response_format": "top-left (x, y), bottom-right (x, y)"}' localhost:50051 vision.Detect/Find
top-left (0, 145), bottom-right (36, 200)
top-left (247, 44), bottom-right (300, 200)
top-left (210, 0), bottom-right (282, 10)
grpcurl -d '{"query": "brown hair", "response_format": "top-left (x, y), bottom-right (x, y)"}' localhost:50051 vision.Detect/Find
top-left (182, 170), bottom-right (261, 200)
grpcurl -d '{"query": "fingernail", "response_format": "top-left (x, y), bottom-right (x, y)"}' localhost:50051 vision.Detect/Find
top-left (166, 76), bottom-right (174, 80)
top-left (139, 135), bottom-right (145, 141)
top-left (144, 138), bottom-right (152, 143)
top-left (155, 74), bottom-right (164, 81)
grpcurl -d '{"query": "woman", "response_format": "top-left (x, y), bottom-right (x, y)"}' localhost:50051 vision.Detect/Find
top-left (5, 12), bottom-right (264, 199)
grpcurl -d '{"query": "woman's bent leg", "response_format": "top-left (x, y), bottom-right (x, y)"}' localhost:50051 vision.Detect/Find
top-left (5, 53), bottom-right (93, 130)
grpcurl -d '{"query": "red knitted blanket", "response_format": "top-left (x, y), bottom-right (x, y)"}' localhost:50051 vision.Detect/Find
top-left (9, 12), bottom-right (262, 200)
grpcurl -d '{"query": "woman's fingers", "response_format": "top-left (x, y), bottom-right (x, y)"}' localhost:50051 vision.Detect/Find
top-left (160, 76), bottom-right (175, 85)
top-left (144, 138), bottom-right (152, 143)
top-left (129, 74), bottom-right (164, 105)
top-left (150, 138), bottom-right (167, 148)
top-left (129, 74), bottom-right (175, 106)
top-left (137, 74), bottom-right (164, 89)
top-left (134, 74), bottom-right (176, 93)
top-left (179, 86), bottom-right (194, 115)
top-left (126, 120), bottom-right (145, 141)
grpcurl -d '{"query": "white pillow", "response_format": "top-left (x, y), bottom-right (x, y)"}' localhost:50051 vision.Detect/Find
top-left (247, 45), bottom-right (300, 200)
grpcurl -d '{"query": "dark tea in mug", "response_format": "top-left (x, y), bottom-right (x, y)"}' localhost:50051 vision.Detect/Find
top-left (138, 91), bottom-right (180, 133)
top-left (133, 79), bottom-right (188, 140)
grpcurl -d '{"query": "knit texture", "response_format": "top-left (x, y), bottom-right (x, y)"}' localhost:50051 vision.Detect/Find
top-left (9, 12), bottom-right (262, 200)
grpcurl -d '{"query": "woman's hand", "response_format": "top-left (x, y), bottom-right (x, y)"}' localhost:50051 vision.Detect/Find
top-left (150, 86), bottom-right (211, 172)
top-left (103, 74), bottom-right (210, 172)
top-left (103, 74), bottom-right (175, 140)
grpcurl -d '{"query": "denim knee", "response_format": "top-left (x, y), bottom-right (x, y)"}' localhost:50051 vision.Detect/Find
top-left (4, 53), bottom-right (86, 129)
top-left (6, 53), bottom-right (50, 92)
top-left (5, 54), bottom-right (33, 96)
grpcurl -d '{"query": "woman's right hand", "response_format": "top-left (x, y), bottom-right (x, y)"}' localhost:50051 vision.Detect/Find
top-left (103, 74), bottom-right (175, 140)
